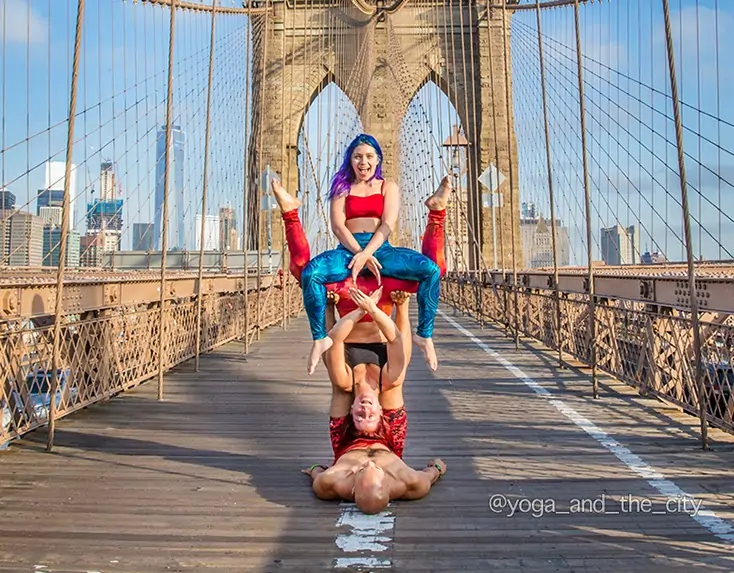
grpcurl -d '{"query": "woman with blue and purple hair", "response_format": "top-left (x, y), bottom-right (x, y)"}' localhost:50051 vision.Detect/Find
top-left (297, 134), bottom-right (442, 376)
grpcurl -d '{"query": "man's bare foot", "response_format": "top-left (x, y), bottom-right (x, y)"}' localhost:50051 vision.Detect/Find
top-left (413, 334), bottom-right (438, 371)
top-left (390, 290), bottom-right (411, 306)
top-left (326, 290), bottom-right (340, 306)
top-left (308, 337), bottom-right (333, 375)
top-left (424, 175), bottom-right (452, 211)
top-left (271, 179), bottom-right (301, 212)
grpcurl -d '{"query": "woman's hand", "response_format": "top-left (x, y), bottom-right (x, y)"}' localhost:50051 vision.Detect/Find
top-left (349, 286), bottom-right (383, 315)
top-left (348, 251), bottom-right (382, 284)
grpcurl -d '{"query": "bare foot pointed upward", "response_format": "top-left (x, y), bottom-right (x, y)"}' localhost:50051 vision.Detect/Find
top-left (307, 337), bottom-right (334, 375)
top-left (424, 175), bottom-right (452, 211)
top-left (390, 290), bottom-right (411, 306)
top-left (413, 334), bottom-right (438, 371)
top-left (271, 179), bottom-right (301, 212)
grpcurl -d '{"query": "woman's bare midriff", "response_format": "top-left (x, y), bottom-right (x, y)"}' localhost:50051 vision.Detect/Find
top-left (344, 321), bottom-right (387, 344)
top-left (346, 217), bottom-right (380, 234)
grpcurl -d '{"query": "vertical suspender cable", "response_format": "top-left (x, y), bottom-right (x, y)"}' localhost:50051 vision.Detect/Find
top-left (501, 0), bottom-right (519, 349)
top-left (573, 0), bottom-right (598, 398)
top-left (534, 0), bottom-right (563, 368)
top-left (157, 0), bottom-right (177, 400)
top-left (242, 2), bottom-right (253, 353)
top-left (661, 0), bottom-right (707, 449)
top-left (195, 0), bottom-right (218, 372)
top-left (47, 0), bottom-right (85, 452)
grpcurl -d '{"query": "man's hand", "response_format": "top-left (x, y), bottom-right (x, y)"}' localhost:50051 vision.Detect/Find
top-left (350, 286), bottom-right (382, 315)
top-left (348, 251), bottom-right (382, 284)
top-left (301, 464), bottom-right (328, 480)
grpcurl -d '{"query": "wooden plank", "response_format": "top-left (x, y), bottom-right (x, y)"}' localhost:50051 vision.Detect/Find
top-left (0, 306), bottom-right (733, 572)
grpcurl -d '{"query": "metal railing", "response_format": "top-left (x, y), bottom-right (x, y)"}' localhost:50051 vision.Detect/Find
top-left (442, 271), bottom-right (734, 438)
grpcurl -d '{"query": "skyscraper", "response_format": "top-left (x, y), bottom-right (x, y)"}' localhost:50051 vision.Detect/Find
top-left (133, 223), bottom-right (155, 251)
top-left (99, 161), bottom-right (117, 200)
top-left (85, 162), bottom-right (123, 253)
top-left (42, 228), bottom-right (80, 267)
top-left (219, 205), bottom-right (235, 251)
top-left (520, 215), bottom-right (570, 269)
top-left (601, 224), bottom-right (640, 265)
top-left (521, 201), bottom-right (537, 221)
top-left (0, 188), bottom-right (15, 211)
top-left (42, 161), bottom-right (76, 230)
top-left (195, 214), bottom-right (220, 251)
top-left (5, 212), bottom-right (44, 266)
top-left (154, 125), bottom-right (186, 251)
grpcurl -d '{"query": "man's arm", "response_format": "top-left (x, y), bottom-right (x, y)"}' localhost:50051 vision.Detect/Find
top-left (396, 459), bottom-right (446, 501)
top-left (308, 467), bottom-right (341, 500)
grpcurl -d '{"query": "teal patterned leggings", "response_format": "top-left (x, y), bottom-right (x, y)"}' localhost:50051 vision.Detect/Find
top-left (300, 233), bottom-right (440, 340)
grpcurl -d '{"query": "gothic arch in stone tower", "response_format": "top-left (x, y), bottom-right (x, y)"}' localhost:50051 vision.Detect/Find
top-left (249, 0), bottom-right (521, 269)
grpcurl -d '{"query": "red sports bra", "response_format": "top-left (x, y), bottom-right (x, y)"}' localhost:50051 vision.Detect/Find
top-left (344, 182), bottom-right (385, 221)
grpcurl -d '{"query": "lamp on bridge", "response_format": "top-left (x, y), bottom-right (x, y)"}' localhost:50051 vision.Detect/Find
top-left (442, 124), bottom-right (469, 177)
top-left (442, 125), bottom-right (470, 272)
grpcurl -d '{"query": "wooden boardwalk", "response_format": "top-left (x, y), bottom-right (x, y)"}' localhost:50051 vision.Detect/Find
top-left (1, 306), bottom-right (734, 572)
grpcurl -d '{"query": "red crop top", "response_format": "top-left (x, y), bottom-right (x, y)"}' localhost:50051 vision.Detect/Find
top-left (344, 182), bottom-right (385, 221)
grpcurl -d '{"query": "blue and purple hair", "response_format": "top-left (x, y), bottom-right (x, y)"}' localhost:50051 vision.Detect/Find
top-left (328, 134), bottom-right (384, 200)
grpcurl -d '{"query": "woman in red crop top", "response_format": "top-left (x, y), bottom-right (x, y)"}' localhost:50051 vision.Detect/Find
top-left (295, 134), bottom-right (445, 376)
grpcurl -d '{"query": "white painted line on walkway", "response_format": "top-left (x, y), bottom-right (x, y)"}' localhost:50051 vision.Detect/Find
top-left (334, 503), bottom-right (394, 569)
top-left (440, 309), bottom-right (734, 545)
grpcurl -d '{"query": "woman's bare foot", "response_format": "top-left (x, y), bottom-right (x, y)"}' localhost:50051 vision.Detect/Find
top-left (413, 334), bottom-right (438, 371)
top-left (390, 290), bottom-right (411, 306)
top-left (326, 290), bottom-right (340, 306)
top-left (271, 179), bottom-right (301, 212)
top-left (424, 176), bottom-right (452, 211)
top-left (308, 337), bottom-right (333, 375)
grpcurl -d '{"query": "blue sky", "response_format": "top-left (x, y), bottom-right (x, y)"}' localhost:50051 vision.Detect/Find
top-left (510, 0), bottom-right (734, 264)
top-left (1, 0), bottom-right (732, 263)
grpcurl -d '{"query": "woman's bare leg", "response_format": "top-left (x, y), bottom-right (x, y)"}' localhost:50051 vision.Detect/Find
top-left (391, 291), bottom-right (413, 365)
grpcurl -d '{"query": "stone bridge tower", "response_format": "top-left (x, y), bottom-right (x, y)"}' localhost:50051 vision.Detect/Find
top-left (248, 0), bottom-right (521, 270)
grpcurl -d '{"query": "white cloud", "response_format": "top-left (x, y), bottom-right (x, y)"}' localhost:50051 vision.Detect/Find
top-left (0, 0), bottom-right (49, 45)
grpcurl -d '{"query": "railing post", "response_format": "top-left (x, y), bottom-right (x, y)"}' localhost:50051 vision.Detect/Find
top-left (661, 0), bottom-right (708, 449)
top-left (501, 0), bottom-right (520, 349)
top-left (157, 0), bottom-right (178, 400)
top-left (194, 0), bottom-right (218, 373)
top-left (534, 0), bottom-right (564, 369)
top-left (47, 0), bottom-right (85, 452)
top-left (573, 0), bottom-right (599, 398)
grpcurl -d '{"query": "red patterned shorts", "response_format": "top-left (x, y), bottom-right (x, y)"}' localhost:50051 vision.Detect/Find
top-left (329, 406), bottom-right (407, 463)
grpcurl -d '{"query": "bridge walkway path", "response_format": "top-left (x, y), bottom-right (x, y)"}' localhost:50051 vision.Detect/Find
top-left (1, 306), bottom-right (733, 572)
